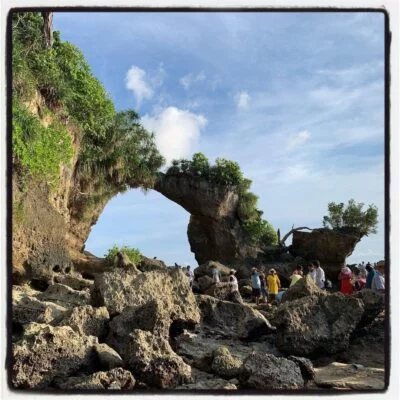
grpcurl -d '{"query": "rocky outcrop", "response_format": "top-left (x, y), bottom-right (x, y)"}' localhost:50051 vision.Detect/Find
top-left (37, 283), bottom-right (91, 308)
top-left (211, 346), bottom-right (242, 379)
top-left (154, 173), bottom-right (259, 265)
top-left (239, 353), bottom-right (304, 389)
top-left (274, 291), bottom-right (364, 357)
top-left (291, 229), bottom-right (360, 281)
top-left (194, 260), bottom-right (231, 279)
top-left (196, 295), bottom-right (275, 340)
top-left (94, 343), bottom-right (125, 370)
top-left (12, 323), bottom-right (98, 388)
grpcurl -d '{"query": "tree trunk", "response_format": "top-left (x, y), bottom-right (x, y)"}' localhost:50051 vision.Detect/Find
top-left (42, 12), bottom-right (53, 48)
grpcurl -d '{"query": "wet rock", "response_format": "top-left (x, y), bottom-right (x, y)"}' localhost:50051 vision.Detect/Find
top-left (55, 368), bottom-right (135, 390)
top-left (274, 292), bottom-right (364, 357)
top-left (57, 305), bottom-right (109, 337)
top-left (196, 295), bottom-right (275, 340)
top-left (211, 346), bottom-right (242, 379)
top-left (239, 353), bottom-right (304, 389)
top-left (108, 329), bottom-right (191, 389)
top-left (37, 283), bottom-right (91, 307)
top-left (12, 323), bottom-right (98, 388)
top-left (12, 285), bottom-right (67, 325)
top-left (287, 356), bottom-right (315, 381)
top-left (313, 362), bottom-right (385, 390)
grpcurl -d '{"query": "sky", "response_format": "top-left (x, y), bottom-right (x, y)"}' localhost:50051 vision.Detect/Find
top-left (53, 11), bottom-right (385, 267)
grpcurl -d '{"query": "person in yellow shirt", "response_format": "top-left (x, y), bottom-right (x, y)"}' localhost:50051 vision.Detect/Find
top-left (267, 268), bottom-right (281, 302)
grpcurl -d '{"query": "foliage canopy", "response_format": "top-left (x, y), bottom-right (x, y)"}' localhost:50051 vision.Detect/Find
top-left (104, 245), bottom-right (142, 265)
top-left (322, 199), bottom-right (378, 238)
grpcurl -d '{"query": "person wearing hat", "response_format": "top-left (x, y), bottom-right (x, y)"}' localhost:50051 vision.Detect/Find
top-left (267, 268), bottom-right (281, 303)
top-left (371, 260), bottom-right (385, 293)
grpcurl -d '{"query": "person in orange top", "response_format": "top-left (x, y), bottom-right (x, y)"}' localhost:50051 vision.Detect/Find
top-left (267, 268), bottom-right (281, 302)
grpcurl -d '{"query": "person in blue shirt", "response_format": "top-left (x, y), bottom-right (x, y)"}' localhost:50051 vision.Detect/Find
top-left (366, 262), bottom-right (376, 289)
top-left (251, 267), bottom-right (261, 306)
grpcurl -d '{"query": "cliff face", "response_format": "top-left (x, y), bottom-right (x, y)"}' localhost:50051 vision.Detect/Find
top-left (154, 173), bottom-right (259, 265)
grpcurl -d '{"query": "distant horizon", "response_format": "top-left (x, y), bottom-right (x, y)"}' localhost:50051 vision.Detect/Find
top-left (53, 11), bottom-right (385, 267)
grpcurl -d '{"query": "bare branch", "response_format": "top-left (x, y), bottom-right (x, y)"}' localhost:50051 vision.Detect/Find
top-left (280, 226), bottom-right (313, 247)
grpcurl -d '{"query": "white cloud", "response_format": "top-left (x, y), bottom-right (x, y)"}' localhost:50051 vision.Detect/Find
top-left (287, 130), bottom-right (311, 150)
top-left (125, 65), bottom-right (154, 107)
top-left (180, 72), bottom-right (206, 90)
top-left (141, 107), bottom-right (207, 164)
top-left (235, 91), bottom-right (251, 109)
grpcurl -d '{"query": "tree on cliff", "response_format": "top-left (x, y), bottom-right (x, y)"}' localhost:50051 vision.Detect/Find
top-left (322, 199), bottom-right (378, 238)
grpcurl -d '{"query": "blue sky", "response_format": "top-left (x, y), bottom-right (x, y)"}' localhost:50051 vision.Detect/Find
top-left (54, 11), bottom-right (385, 266)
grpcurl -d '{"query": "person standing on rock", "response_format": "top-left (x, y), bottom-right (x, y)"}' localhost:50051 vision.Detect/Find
top-left (338, 265), bottom-right (353, 295)
top-left (251, 267), bottom-right (261, 306)
top-left (211, 265), bottom-right (220, 283)
top-left (366, 262), bottom-right (376, 289)
top-left (307, 263), bottom-right (317, 284)
top-left (267, 268), bottom-right (280, 303)
top-left (186, 265), bottom-right (194, 288)
top-left (312, 260), bottom-right (326, 289)
top-left (259, 267), bottom-right (268, 303)
top-left (371, 260), bottom-right (385, 294)
top-left (228, 269), bottom-right (243, 304)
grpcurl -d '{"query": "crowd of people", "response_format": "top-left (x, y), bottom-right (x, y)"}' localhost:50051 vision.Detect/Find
top-left (184, 259), bottom-right (386, 306)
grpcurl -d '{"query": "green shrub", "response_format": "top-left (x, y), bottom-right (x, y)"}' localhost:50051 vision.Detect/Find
top-left (104, 245), bottom-right (142, 265)
top-left (12, 101), bottom-right (73, 188)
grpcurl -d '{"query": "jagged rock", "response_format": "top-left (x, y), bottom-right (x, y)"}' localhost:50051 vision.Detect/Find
top-left (94, 268), bottom-right (200, 324)
top-left (194, 261), bottom-right (231, 279)
top-left (274, 292), bottom-right (364, 357)
top-left (54, 272), bottom-right (94, 291)
top-left (12, 285), bottom-right (67, 325)
top-left (108, 299), bottom-right (171, 337)
top-left (54, 368), bottom-right (135, 390)
top-left (108, 329), bottom-right (191, 389)
top-left (211, 346), bottom-right (242, 379)
top-left (196, 295), bottom-right (275, 340)
top-left (204, 282), bottom-right (232, 301)
top-left (197, 275), bottom-right (214, 293)
top-left (313, 362), bottom-right (385, 390)
top-left (138, 256), bottom-right (167, 272)
top-left (281, 275), bottom-right (323, 303)
top-left (57, 305), bottom-right (109, 337)
top-left (176, 368), bottom-right (238, 390)
top-left (37, 283), bottom-right (91, 307)
top-left (291, 229), bottom-right (360, 281)
top-left (12, 323), bottom-right (98, 388)
top-left (114, 251), bottom-right (140, 273)
top-left (287, 356), bottom-right (315, 381)
top-left (239, 353), bottom-right (304, 389)
top-left (94, 343), bottom-right (124, 370)
top-left (355, 289), bottom-right (385, 329)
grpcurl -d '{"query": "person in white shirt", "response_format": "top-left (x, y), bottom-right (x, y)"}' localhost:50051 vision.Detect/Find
top-left (312, 260), bottom-right (326, 289)
top-left (371, 260), bottom-right (385, 294)
top-left (308, 263), bottom-right (317, 283)
top-left (228, 269), bottom-right (242, 304)
top-left (185, 265), bottom-right (194, 288)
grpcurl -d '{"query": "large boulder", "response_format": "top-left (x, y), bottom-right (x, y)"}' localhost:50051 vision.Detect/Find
top-left (138, 256), bottom-right (167, 272)
top-left (281, 275), bottom-right (323, 303)
top-left (94, 268), bottom-right (200, 325)
top-left (197, 275), bottom-right (214, 293)
top-left (274, 292), bottom-right (364, 357)
top-left (196, 295), bottom-right (275, 340)
top-left (194, 261), bottom-right (231, 279)
top-left (57, 305), bottom-right (109, 338)
top-left (94, 343), bottom-right (124, 370)
top-left (12, 323), bottom-right (98, 388)
top-left (12, 285), bottom-right (67, 325)
top-left (108, 329), bottom-right (191, 389)
top-left (291, 228), bottom-right (360, 281)
top-left (355, 289), bottom-right (385, 329)
top-left (239, 353), bottom-right (304, 389)
top-left (204, 282), bottom-right (232, 301)
top-left (54, 368), bottom-right (135, 390)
